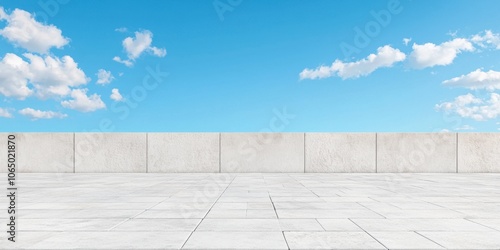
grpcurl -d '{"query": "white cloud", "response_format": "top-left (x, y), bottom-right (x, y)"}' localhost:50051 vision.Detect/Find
top-left (0, 53), bottom-right (88, 99)
top-left (300, 45), bottom-right (406, 80)
top-left (447, 30), bottom-right (458, 38)
top-left (409, 38), bottom-right (474, 69)
top-left (150, 46), bottom-right (167, 57)
top-left (436, 93), bottom-right (500, 121)
top-left (61, 89), bottom-right (106, 112)
top-left (112, 56), bottom-right (133, 67)
top-left (443, 69), bottom-right (500, 91)
top-left (403, 38), bottom-right (412, 46)
top-left (19, 108), bottom-right (67, 120)
top-left (471, 30), bottom-right (500, 49)
top-left (455, 125), bottom-right (474, 131)
top-left (123, 31), bottom-right (152, 59)
top-left (114, 30), bottom-right (166, 66)
top-left (0, 107), bottom-right (12, 118)
top-left (115, 27), bottom-right (128, 33)
top-left (96, 69), bottom-right (114, 85)
top-left (110, 88), bottom-right (124, 102)
top-left (0, 7), bottom-right (69, 54)
top-left (25, 53), bottom-right (89, 98)
top-left (0, 53), bottom-right (33, 99)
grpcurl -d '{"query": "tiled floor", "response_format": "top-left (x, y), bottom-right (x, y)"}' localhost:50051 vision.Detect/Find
top-left (1, 173), bottom-right (500, 249)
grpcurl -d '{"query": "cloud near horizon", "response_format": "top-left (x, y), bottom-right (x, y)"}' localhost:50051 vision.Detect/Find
top-left (443, 69), bottom-right (500, 91)
top-left (19, 108), bottom-right (67, 120)
top-left (300, 45), bottom-right (406, 80)
top-left (409, 38), bottom-right (474, 69)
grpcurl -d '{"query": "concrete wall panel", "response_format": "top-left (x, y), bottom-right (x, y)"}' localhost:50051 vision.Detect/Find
top-left (17, 133), bottom-right (74, 173)
top-left (305, 133), bottom-right (376, 173)
top-left (377, 133), bottom-right (457, 173)
top-left (458, 133), bottom-right (500, 173)
top-left (221, 133), bottom-right (304, 173)
top-left (75, 133), bottom-right (146, 173)
top-left (148, 133), bottom-right (219, 173)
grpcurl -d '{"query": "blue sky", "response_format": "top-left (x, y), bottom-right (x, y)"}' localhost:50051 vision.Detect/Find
top-left (1, 0), bottom-right (500, 132)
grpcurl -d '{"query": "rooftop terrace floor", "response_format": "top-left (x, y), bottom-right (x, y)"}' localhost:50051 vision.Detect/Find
top-left (2, 173), bottom-right (500, 249)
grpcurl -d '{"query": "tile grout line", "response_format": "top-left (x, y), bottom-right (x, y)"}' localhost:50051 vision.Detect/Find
top-left (356, 202), bottom-right (387, 219)
top-left (348, 218), bottom-right (388, 250)
top-left (315, 218), bottom-right (327, 231)
top-left (464, 218), bottom-right (500, 232)
top-left (414, 231), bottom-right (447, 249)
top-left (107, 200), bottom-right (168, 231)
top-left (269, 194), bottom-right (279, 219)
top-left (180, 174), bottom-right (236, 249)
top-left (281, 231), bottom-right (291, 250)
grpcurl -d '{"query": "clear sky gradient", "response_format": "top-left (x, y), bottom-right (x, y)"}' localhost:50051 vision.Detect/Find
top-left (1, 0), bottom-right (500, 132)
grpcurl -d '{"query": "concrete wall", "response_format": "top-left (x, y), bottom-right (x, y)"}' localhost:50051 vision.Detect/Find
top-left (377, 133), bottom-right (457, 173)
top-left (1, 133), bottom-right (498, 173)
top-left (220, 133), bottom-right (304, 173)
top-left (75, 133), bottom-right (147, 173)
top-left (0, 134), bottom-right (6, 173)
top-left (305, 133), bottom-right (376, 173)
top-left (458, 133), bottom-right (500, 173)
top-left (148, 133), bottom-right (219, 173)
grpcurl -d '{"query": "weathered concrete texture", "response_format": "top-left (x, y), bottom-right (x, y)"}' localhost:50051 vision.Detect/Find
top-left (75, 133), bottom-right (147, 173)
top-left (148, 133), bottom-right (219, 173)
top-left (220, 133), bottom-right (304, 173)
top-left (377, 133), bottom-right (457, 173)
top-left (305, 133), bottom-right (376, 173)
top-left (458, 133), bottom-right (500, 173)
top-left (17, 133), bottom-right (74, 173)
top-left (0, 133), bottom-right (7, 173)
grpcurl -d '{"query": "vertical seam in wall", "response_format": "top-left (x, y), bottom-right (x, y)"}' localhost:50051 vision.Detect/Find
top-left (375, 133), bottom-right (378, 173)
top-left (219, 133), bottom-right (221, 173)
top-left (303, 133), bottom-right (306, 173)
top-left (146, 133), bottom-right (149, 173)
top-left (73, 133), bottom-right (76, 173)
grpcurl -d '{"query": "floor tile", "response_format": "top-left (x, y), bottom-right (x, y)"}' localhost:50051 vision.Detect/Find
top-left (30, 232), bottom-right (191, 249)
top-left (196, 219), bottom-right (281, 231)
top-left (277, 209), bottom-right (382, 219)
top-left (111, 218), bottom-right (201, 231)
top-left (183, 232), bottom-right (288, 249)
top-left (317, 219), bottom-right (363, 231)
top-left (352, 218), bottom-right (494, 231)
top-left (419, 231), bottom-right (500, 249)
top-left (279, 219), bottom-right (325, 231)
top-left (284, 232), bottom-right (385, 249)
top-left (135, 209), bottom-right (208, 219)
top-left (369, 231), bottom-right (444, 249)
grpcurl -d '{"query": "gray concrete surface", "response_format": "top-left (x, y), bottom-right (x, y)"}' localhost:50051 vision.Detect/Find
top-left (1, 173), bottom-right (500, 249)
